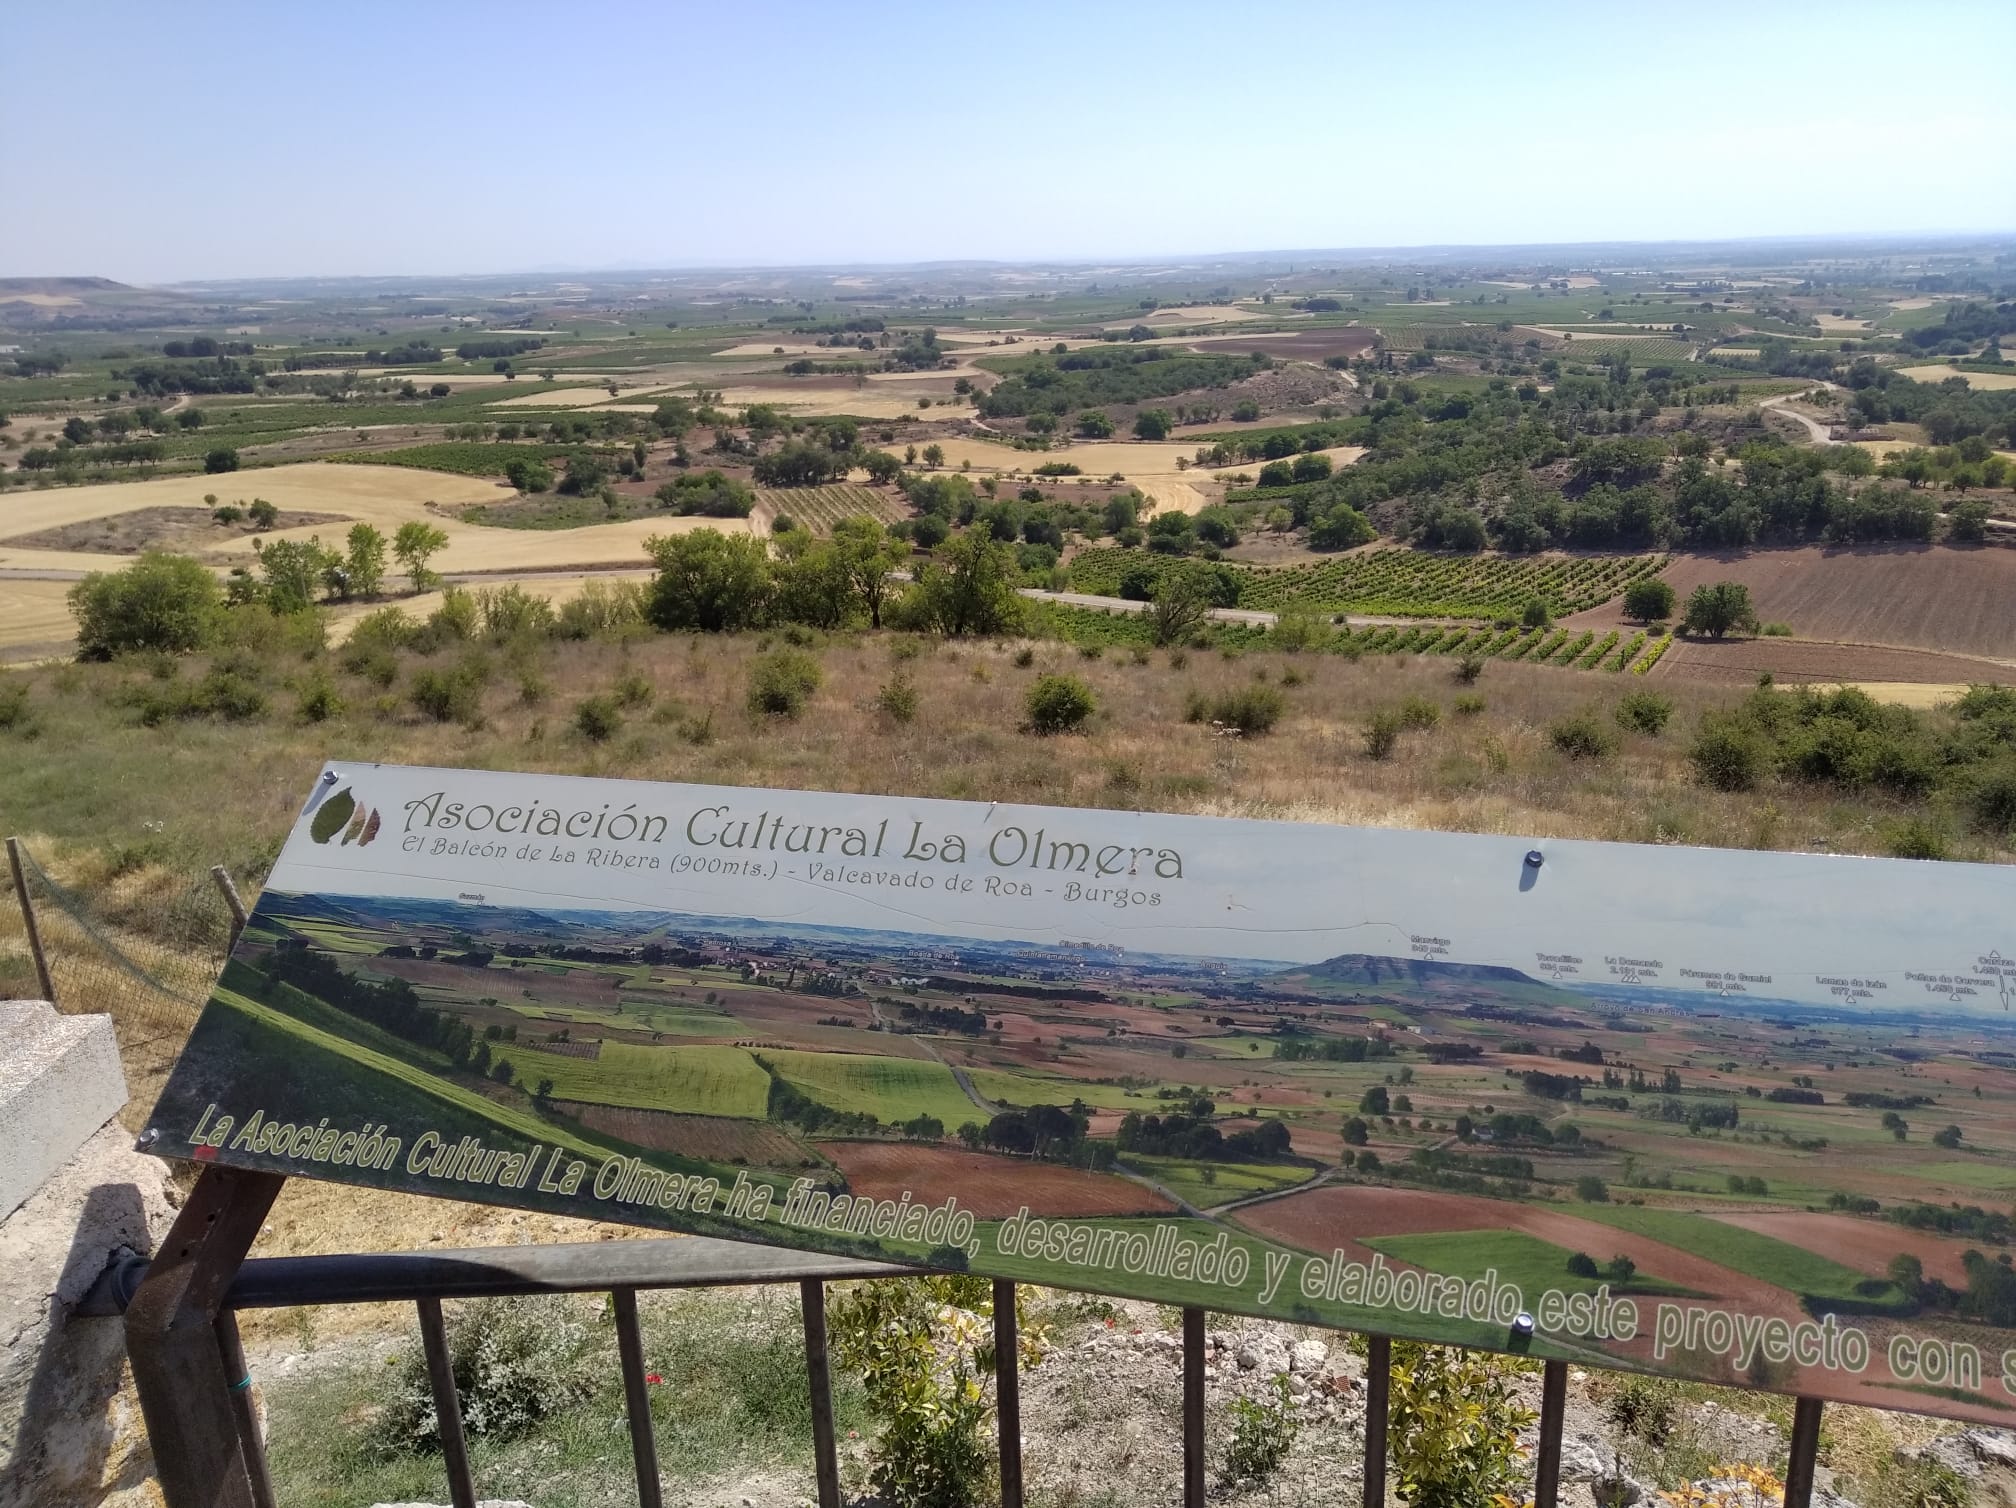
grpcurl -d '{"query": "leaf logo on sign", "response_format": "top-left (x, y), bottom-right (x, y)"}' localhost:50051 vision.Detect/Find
top-left (308, 788), bottom-right (381, 847)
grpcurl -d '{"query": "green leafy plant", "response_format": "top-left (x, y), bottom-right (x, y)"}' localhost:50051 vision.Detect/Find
top-left (574, 693), bottom-right (622, 742)
top-left (1388, 1341), bottom-right (1536, 1508)
top-left (1223, 1373), bottom-right (1299, 1485)
top-left (747, 649), bottom-right (823, 717)
top-left (370, 1295), bottom-right (601, 1455)
top-left (877, 672), bottom-right (919, 724)
top-left (1615, 689), bottom-right (1674, 735)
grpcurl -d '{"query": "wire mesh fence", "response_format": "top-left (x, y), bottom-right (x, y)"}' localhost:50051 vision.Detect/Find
top-left (4, 836), bottom-right (235, 1120)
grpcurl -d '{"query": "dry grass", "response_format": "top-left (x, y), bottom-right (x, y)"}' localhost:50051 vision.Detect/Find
top-left (0, 579), bottom-right (81, 661)
top-left (9, 633), bottom-right (2009, 902)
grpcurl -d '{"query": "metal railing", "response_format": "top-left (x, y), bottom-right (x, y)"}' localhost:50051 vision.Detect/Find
top-left (92, 1166), bottom-right (1827, 1508)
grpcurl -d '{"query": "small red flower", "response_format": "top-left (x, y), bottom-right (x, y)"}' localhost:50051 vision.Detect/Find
top-left (645, 1372), bottom-right (665, 1385)
top-left (1104, 1317), bottom-right (1117, 1328)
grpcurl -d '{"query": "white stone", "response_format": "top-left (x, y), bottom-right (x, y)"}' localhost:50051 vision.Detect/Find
top-left (1964, 1429), bottom-right (2016, 1469)
top-left (1559, 1435), bottom-right (1611, 1482)
top-left (1288, 1338), bottom-right (1328, 1375)
top-left (0, 1118), bottom-right (177, 1508)
top-left (0, 1002), bottom-right (128, 1219)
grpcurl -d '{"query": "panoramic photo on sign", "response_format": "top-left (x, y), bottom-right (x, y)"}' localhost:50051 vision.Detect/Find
top-left (148, 763), bottom-right (2016, 1423)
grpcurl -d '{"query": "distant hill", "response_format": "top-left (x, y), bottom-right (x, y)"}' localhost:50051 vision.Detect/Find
top-left (0, 277), bottom-right (197, 327)
top-left (1264, 952), bottom-right (1575, 1004)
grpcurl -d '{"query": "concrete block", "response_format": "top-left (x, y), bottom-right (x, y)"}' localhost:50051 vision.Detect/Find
top-left (0, 1001), bottom-right (129, 1220)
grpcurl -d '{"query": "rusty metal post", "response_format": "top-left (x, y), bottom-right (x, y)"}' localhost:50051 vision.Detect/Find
top-left (124, 1165), bottom-right (286, 1508)
top-left (1534, 1359), bottom-right (1569, 1508)
top-left (418, 1297), bottom-right (477, 1508)
top-left (1784, 1397), bottom-right (1824, 1508)
top-left (6, 836), bottom-right (56, 1005)
top-left (994, 1279), bottom-right (1023, 1508)
top-left (612, 1288), bottom-right (665, 1508)
top-left (213, 1309), bottom-right (276, 1508)
top-left (1362, 1334), bottom-right (1391, 1508)
top-left (800, 1279), bottom-right (842, 1508)
top-left (1183, 1307), bottom-right (1206, 1508)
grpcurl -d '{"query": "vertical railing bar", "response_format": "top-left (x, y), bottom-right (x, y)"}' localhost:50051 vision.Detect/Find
top-left (613, 1287), bottom-right (664, 1508)
top-left (210, 864), bottom-right (250, 949)
top-left (1784, 1396), bottom-right (1824, 1508)
top-left (800, 1279), bottom-right (842, 1508)
top-left (1362, 1333), bottom-right (1391, 1508)
top-left (214, 1309), bottom-right (277, 1508)
top-left (1534, 1358), bottom-right (1569, 1508)
top-left (418, 1297), bottom-right (477, 1508)
top-left (1182, 1306), bottom-right (1206, 1508)
top-left (994, 1279), bottom-right (1024, 1508)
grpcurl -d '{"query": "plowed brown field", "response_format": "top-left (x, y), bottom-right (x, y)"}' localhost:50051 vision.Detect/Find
top-left (1658, 636), bottom-right (2012, 687)
top-left (1710, 1211), bottom-right (1981, 1288)
top-left (1562, 545), bottom-right (2016, 660)
top-left (554, 1102), bottom-right (806, 1167)
top-left (824, 1140), bottom-right (1176, 1219)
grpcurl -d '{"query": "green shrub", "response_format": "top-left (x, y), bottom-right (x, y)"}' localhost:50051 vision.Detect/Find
top-left (1026, 673), bottom-right (1096, 734)
top-left (1885, 817), bottom-right (1951, 860)
top-left (1622, 578), bottom-right (1676, 623)
top-left (574, 694), bottom-right (622, 742)
top-left (1223, 1375), bottom-right (1299, 1486)
top-left (1605, 1375), bottom-right (1677, 1446)
top-left (1206, 685), bottom-right (1286, 735)
top-left (877, 673), bottom-right (919, 724)
top-left (1520, 596), bottom-right (1552, 630)
top-left (1550, 711), bottom-right (1619, 759)
top-left (0, 679), bottom-right (32, 733)
top-left (1761, 621), bottom-right (1794, 637)
top-left (1397, 696), bottom-right (1440, 730)
top-left (1614, 689), bottom-right (1674, 735)
top-left (408, 659), bottom-right (488, 724)
top-left (294, 672), bottom-right (343, 723)
top-left (1452, 693), bottom-right (1486, 716)
top-left (476, 583), bottom-right (556, 640)
top-left (1691, 716), bottom-right (1768, 791)
top-left (1364, 708), bottom-right (1403, 759)
top-left (612, 668), bottom-right (655, 708)
top-left (425, 587), bottom-right (480, 645)
top-left (748, 649), bottom-right (823, 717)
top-left (69, 552), bottom-right (223, 659)
top-left (1011, 646), bottom-right (1036, 668)
top-left (1452, 654), bottom-right (1485, 684)
top-left (1970, 760), bottom-right (2016, 835)
top-left (370, 1296), bottom-right (601, 1454)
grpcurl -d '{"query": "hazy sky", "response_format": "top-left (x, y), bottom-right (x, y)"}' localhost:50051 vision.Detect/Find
top-left (4, 0), bottom-right (2011, 284)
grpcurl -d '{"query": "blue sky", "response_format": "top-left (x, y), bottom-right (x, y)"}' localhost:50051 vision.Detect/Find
top-left (3, 0), bottom-right (2011, 283)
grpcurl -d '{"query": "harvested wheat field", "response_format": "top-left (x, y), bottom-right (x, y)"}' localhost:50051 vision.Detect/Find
top-left (1660, 636), bottom-right (2014, 688)
top-left (699, 385), bottom-right (968, 421)
top-left (1563, 544), bottom-right (2016, 659)
top-left (486, 386), bottom-right (658, 408)
top-left (921, 437), bottom-right (1239, 515)
top-left (0, 578), bottom-right (76, 660)
top-left (823, 1140), bottom-right (1176, 1220)
top-left (1899, 365), bottom-right (2016, 390)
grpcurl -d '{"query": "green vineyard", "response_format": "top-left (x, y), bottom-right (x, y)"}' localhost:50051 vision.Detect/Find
top-left (1068, 547), bottom-right (1667, 618)
top-left (758, 483), bottom-right (910, 534)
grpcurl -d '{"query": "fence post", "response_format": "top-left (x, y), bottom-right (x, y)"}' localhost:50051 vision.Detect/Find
top-left (1784, 1397), bottom-right (1824, 1508)
top-left (1362, 1334), bottom-right (1390, 1508)
top-left (209, 865), bottom-right (250, 950)
top-left (124, 1166), bottom-right (286, 1508)
top-left (418, 1297), bottom-right (477, 1508)
top-left (6, 836), bottom-right (57, 1006)
top-left (994, 1279), bottom-right (1023, 1508)
top-left (1534, 1359), bottom-right (1569, 1508)
top-left (213, 1309), bottom-right (276, 1508)
top-left (800, 1279), bottom-right (842, 1508)
top-left (1183, 1307), bottom-right (1206, 1508)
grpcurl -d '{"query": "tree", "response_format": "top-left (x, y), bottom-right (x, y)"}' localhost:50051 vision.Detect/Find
top-left (504, 456), bottom-right (554, 493)
top-left (643, 529), bottom-right (772, 632)
top-left (1359, 1086), bottom-right (1389, 1115)
top-left (345, 524), bottom-right (388, 598)
top-left (204, 447), bottom-right (240, 474)
top-left (1342, 1118), bottom-right (1369, 1146)
top-left (1932, 1124), bottom-right (1963, 1149)
top-left (1682, 581), bottom-right (1759, 638)
top-left (753, 439), bottom-right (845, 487)
top-left (1149, 564), bottom-right (1212, 646)
top-left (831, 517), bottom-right (907, 629)
top-left (1573, 1176), bottom-right (1609, 1203)
top-left (1077, 410), bottom-right (1114, 438)
top-left (921, 443), bottom-right (945, 469)
top-left (1622, 578), bottom-right (1676, 622)
top-left (1133, 409), bottom-right (1172, 441)
top-left (63, 416), bottom-right (92, 445)
top-left (911, 530), bottom-right (1023, 637)
top-left (68, 551), bottom-right (223, 659)
top-left (1026, 673), bottom-right (1096, 734)
top-left (246, 498), bottom-right (280, 529)
top-left (861, 449), bottom-right (904, 486)
top-left (1309, 503), bottom-right (1375, 551)
top-left (1520, 596), bottom-right (1552, 631)
top-left (393, 521), bottom-right (450, 592)
top-left (259, 537), bottom-right (339, 613)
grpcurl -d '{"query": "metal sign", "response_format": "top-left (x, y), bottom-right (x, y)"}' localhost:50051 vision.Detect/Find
top-left (148, 763), bottom-right (2016, 1422)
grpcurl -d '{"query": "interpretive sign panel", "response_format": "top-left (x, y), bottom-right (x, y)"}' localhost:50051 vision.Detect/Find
top-left (150, 763), bottom-right (2016, 1420)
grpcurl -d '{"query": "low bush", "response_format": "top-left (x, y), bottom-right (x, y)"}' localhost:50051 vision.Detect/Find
top-left (1364, 708), bottom-right (1403, 759)
top-left (408, 658), bottom-right (488, 724)
top-left (1223, 1375), bottom-right (1299, 1486)
top-left (877, 673), bottom-right (919, 724)
top-left (1205, 685), bottom-right (1286, 735)
top-left (1550, 711), bottom-right (1620, 759)
top-left (575, 694), bottom-right (622, 742)
top-left (1614, 689), bottom-right (1674, 735)
top-left (748, 649), bottom-right (823, 717)
top-left (1026, 673), bottom-right (1096, 734)
top-left (369, 1296), bottom-right (601, 1454)
top-left (1397, 696), bottom-right (1440, 730)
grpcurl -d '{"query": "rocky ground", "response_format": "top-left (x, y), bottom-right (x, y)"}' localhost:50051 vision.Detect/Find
top-left (281, 1287), bottom-right (2016, 1508)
